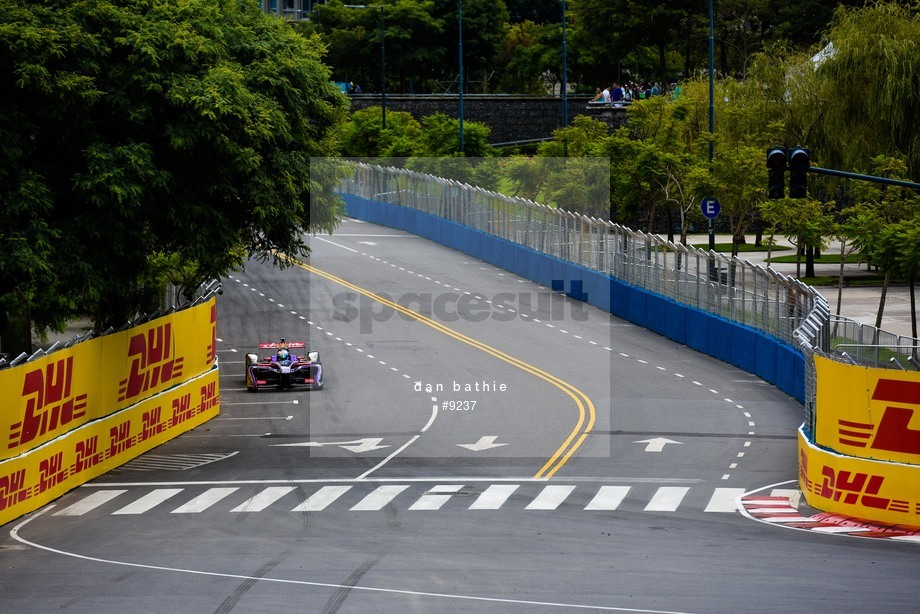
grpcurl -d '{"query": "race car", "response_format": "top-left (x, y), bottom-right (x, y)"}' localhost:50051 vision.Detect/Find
top-left (245, 339), bottom-right (324, 392)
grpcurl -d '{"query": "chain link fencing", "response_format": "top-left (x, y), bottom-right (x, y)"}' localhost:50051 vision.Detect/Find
top-left (338, 161), bottom-right (917, 439)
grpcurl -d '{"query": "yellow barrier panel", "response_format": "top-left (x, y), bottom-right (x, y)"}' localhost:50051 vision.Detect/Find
top-left (814, 355), bottom-right (920, 464)
top-left (0, 367), bottom-right (219, 526)
top-left (0, 300), bottom-right (217, 461)
top-left (798, 428), bottom-right (920, 526)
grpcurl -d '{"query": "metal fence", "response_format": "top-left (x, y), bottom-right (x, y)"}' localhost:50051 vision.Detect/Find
top-left (342, 162), bottom-right (825, 347)
top-left (340, 162), bottom-right (920, 438)
top-left (0, 280), bottom-right (222, 370)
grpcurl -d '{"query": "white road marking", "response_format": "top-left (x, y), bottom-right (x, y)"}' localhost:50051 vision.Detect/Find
top-left (771, 488), bottom-right (801, 508)
top-left (8, 506), bottom-right (737, 614)
top-left (525, 485), bottom-right (576, 510)
top-left (219, 416), bottom-right (294, 420)
top-left (355, 435), bottom-right (420, 480)
top-left (584, 486), bottom-right (630, 511)
top-left (409, 485), bottom-right (464, 510)
top-left (350, 485), bottom-right (409, 511)
top-left (54, 490), bottom-right (126, 516)
top-left (421, 402), bottom-right (438, 432)
top-left (113, 489), bottom-right (183, 515)
top-left (291, 485), bottom-right (352, 511)
top-left (644, 487), bottom-right (689, 511)
top-left (703, 488), bottom-right (745, 512)
top-left (230, 487), bottom-right (296, 512)
top-left (469, 485), bottom-right (520, 510)
top-left (171, 488), bottom-right (239, 513)
top-left (222, 401), bottom-right (298, 406)
top-left (314, 236), bottom-right (359, 252)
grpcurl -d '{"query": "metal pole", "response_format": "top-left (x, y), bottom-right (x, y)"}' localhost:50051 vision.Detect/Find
top-left (810, 166), bottom-right (920, 190)
top-left (458, 0), bottom-right (464, 152)
top-left (562, 0), bottom-right (568, 127)
top-left (707, 0), bottom-right (715, 252)
top-left (344, 5), bottom-right (385, 129)
top-left (379, 5), bottom-right (386, 129)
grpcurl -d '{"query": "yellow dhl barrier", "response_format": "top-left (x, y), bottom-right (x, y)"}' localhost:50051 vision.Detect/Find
top-left (814, 355), bottom-right (920, 464)
top-left (798, 428), bottom-right (920, 526)
top-left (0, 300), bottom-right (217, 461)
top-left (0, 367), bottom-right (219, 526)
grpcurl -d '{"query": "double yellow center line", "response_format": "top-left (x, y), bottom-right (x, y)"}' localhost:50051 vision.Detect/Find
top-left (297, 261), bottom-right (596, 479)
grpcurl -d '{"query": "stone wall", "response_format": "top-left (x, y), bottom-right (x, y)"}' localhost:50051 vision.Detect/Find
top-left (348, 95), bottom-right (627, 144)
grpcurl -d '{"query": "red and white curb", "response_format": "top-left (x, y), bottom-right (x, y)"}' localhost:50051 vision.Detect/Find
top-left (738, 482), bottom-right (920, 543)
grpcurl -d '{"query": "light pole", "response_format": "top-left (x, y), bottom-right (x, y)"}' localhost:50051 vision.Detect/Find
top-left (561, 0), bottom-right (568, 127)
top-left (458, 0), bottom-right (464, 152)
top-left (707, 0), bottom-right (715, 251)
top-left (345, 4), bottom-right (386, 129)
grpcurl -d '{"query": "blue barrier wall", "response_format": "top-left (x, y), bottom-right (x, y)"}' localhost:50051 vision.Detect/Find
top-left (343, 194), bottom-right (805, 402)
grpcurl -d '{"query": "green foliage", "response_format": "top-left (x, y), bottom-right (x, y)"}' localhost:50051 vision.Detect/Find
top-left (0, 0), bottom-right (349, 340)
top-left (817, 2), bottom-right (920, 178)
top-left (418, 112), bottom-right (492, 157)
top-left (340, 107), bottom-right (424, 159)
top-left (493, 21), bottom-right (555, 94)
top-left (840, 156), bottom-right (920, 276)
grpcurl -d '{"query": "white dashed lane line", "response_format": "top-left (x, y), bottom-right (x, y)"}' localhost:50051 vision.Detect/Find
top-left (235, 281), bottom-right (420, 386)
top-left (232, 244), bottom-right (761, 479)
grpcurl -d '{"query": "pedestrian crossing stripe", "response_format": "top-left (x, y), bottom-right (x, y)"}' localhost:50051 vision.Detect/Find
top-left (51, 485), bottom-right (772, 516)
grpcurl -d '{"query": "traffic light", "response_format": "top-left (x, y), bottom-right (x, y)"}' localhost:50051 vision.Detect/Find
top-left (788, 147), bottom-right (810, 198)
top-left (766, 147), bottom-right (787, 199)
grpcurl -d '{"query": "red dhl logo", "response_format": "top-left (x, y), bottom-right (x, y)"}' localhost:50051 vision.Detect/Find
top-left (0, 469), bottom-right (28, 511)
top-left (74, 435), bottom-right (101, 474)
top-left (207, 303), bottom-right (217, 365)
top-left (801, 449), bottom-right (911, 514)
top-left (119, 324), bottom-right (184, 402)
top-left (837, 378), bottom-right (920, 456)
top-left (170, 393), bottom-right (193, 427)
top-left (140, 407), bottom-right (164, 442)
top-left (109, 420), bottom-right (133, 457)
top-left (9, 357), bottom-right (88, 448)
top-left (39, 452), bottom-right (66, 493)
top-left (199, 381), bottom-right (219, 413)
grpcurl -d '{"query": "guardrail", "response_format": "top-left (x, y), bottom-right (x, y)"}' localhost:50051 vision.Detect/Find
top-left (338, 161), bottom-right (919, 437)
top-left (0, 279), bottom-right (222, 370)
top-left (341, 162), bottom-right (821, 346)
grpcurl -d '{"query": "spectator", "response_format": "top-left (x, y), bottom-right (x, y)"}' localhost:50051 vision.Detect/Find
top-left (589, 87), bottom-right (604, 103)
top-left (610, 83), bottom-right (623, 102)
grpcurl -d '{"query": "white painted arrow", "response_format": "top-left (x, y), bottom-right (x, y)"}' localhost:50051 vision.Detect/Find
top-left (339, 438), bottom-right (390, 453)
top-left (458, 436), bottom-right (508, 452)
top-left (271, 437), bottom-right (390, 453)
top-left (633, 437), bottom-right (683, 452)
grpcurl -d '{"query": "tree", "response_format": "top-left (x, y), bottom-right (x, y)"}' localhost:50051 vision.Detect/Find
top-left (616, 93), bottom-right (710, 244)
top-left (493, 21), bottom-right (555, 94)
top-left (840, 156), bottom-right (920, 329)
top-left (0, 0), bottom-right (349, 352)
top-left (816, 2), bottom-right (920, 180)
top-left (340, 108), bottom-right (425, 159)
top-left (432, 0), bottom-right (510, 92)
top-left (892, 217), bottom-right (920, 341)
top-left (304, 0), bottom-right (445, 94)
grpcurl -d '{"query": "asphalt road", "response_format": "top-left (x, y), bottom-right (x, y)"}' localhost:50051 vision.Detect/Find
top-left (3, 218), bottom-right (918, 613)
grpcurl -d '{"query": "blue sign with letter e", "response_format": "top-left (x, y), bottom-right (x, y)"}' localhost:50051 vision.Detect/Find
top-left (700, 197), bottom-right (721, 219)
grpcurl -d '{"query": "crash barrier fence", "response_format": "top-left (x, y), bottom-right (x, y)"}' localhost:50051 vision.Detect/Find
top-left (0, 280), bottom-right (221, 371)
top-left (0, 292), bottom-right (221, 526)
top-left (340, 162), bottom-right (832, 344)
top-left (340, 162), bottom-right (920, 526)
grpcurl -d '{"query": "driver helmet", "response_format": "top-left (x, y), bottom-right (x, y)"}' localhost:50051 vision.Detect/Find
top-left (277, 348), bottom-right (290, 362)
